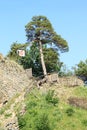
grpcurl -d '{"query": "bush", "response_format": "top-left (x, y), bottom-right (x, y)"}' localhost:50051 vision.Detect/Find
top-left (18, 115), bottom-right (26, 128)
top-left (26, 101), bottom-right (37, 109)
top-left (28, 109), bottom-right (37, 116)
top-left (35, 113), bottom-right (51, 130)
top-left (51, 97), bottom-right (59, 106)
top-left (82, 119), bottom-right (87, 126)
top-left (66, 108), bottom-right (75, 116)
top-left (45, 90), bottom-right (59, 106)
top-left (45, 90), bottom-right (54, 102)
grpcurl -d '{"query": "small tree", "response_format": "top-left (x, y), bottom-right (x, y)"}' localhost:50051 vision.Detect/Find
top-left (74, 59), bottom-right (87, 81)
top-left (7, 42), bottom-right (26, 62)
top-left (25, 15), bottom-right (69, 78)
top-left (20, 44), bottom-right (62, 76)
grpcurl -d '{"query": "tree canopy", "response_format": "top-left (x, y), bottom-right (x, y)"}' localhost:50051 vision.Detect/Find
top-left (20, 44), bottom-right (62, 77)
top-left (25, 15), bottom-right (69, 52)
top-left (7, 15), bottom-right (69, 78)
top-left (75, 59), bottom-right (87, 81)
top-left (25, 15), bottom-right (69, 77)
top-left (7, 42), bottom-right (27, 62)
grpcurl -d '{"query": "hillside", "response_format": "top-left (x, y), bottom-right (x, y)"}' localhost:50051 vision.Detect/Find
top-left (0, 54), bottom-right (34, 129)
top-left (0, 54), bottom-right (30, 106)
top-left (0, 54), bottom-right (87, 130)
top-left (17, 86), bottom-right (87, 130)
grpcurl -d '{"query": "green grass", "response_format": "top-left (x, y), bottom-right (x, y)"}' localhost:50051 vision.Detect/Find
top-left (0, 93), bottom-right (20, 115)
top-left (73, 86), bottom-right (87, 98)
top-left (17, 87), bottom-right (87, 130)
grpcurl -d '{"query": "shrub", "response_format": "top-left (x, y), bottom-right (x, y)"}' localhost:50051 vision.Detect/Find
top-left (51, 97), bottom-right (59, 106)
top-left (26, 101), bottom-right (37, 109)
top-left (35, 113), bottom-right (51, 130)
top-left (66, 108), bottom-right (75, 116)
top-left (45, 90), bottom-right (59, 106)
top-left (4, 113), bottom-right (12, 118)
top-left (28, 109), bottom-right (37, 116)
top-left (18, 115), bottom-right (26, 128)
top-left (53, 109), bottom-right (62, 121)
top-left (45, 90), bottom-right (54, 102)
top-left (82, 119), bottom-right (87, 126)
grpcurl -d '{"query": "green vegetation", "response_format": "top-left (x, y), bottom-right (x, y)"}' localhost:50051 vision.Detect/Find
top-left (73, 86), bottom-right (87, 98)
top-left (7, 42), bottom-right (27, 62)
top-left (35, 113), bottom-right (50, 130)
top-left (66, 108), bottom-right (75, 116)
top-left (20, 44), bottom-right (62, 76)
top-left (7, 15), bottom-right (69, 77)
top-left (4, 113), bottom-right (12, 118)
top-left (0, 93), bottom-right (19, 115)
top-left (74, 59), bottom-right (87, 80)
top-left (25, 15), bottom-right (68, 77)
top-left (45, 90), bottom-right (59, 106)
top-left (3, 15), bottom-right (87, 130)
top-left (17, 87), bottom-right (87, 130)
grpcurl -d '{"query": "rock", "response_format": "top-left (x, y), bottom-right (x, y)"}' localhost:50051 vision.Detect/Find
top-left (5, 117), bottom-right (19, 130)
top-left (59, 76), bottom-right (84, 87)
top-left (0, 58), bottom-right (30, 106)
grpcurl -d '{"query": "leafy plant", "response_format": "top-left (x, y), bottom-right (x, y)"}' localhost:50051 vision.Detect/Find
top-left (45, 90), bottom-right (59, 106)
top-left (26, 101), bottom-right (37, 109)
top-left (18, 115), bottom-right (26, 129)
top-left (4, 113), bottom-right (12, 118)
top-left (35, 113), bottom-right (50, 130)
top-left (66, 108), bottom-right (75, 116)
top-left (74, 59), bottom-right (87, 80)
top-left (82, 119), bottom-right (87, 126)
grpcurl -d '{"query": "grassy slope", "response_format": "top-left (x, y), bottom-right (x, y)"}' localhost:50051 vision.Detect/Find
top-left (17, 85), bottom-right (87, 130)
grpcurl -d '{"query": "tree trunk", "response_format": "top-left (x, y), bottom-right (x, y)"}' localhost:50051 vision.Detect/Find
top-left (39, 41), bottom-right (47, 77)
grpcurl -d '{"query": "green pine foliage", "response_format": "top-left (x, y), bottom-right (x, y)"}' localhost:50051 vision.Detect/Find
top-left (25, 15), bottom-right (69, 77)
top-left (25, 15), bottom-right (68, 51)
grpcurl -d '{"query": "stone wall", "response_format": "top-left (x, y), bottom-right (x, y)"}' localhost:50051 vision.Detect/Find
top-left (5, 117), bottom-right (19, 130)
top-left (59, 76), bottom-right (84, 87)
top-left (0, 57), bottom-right (30, 106)
top-left (25, 68), bottom-right (32, 79)
top-left (47, 73), bottom-right (83, 87)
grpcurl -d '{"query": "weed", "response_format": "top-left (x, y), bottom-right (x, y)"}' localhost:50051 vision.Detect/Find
top-left (66, 108), bottom-right (75, 116)
top-left (18, 115), bottom-right (26, 129)
top-left (82, 119), bottom-right (87, 126)
top-left (4, 113), bottom-right (12, 118)
top-left (35, 113), bottom-right (51, 130)
top-left (45, 90), bottom-right (59, 106)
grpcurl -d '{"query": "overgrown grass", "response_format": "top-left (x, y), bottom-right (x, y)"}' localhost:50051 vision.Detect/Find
top-left (0, 93), bottom-right (20, 115)
top-left (73, 86), bottom-right (87, 98)
top-left (17, 87), bottom-right (87, 130)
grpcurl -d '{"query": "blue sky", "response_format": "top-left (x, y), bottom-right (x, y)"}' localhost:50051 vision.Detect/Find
top-left (0, 0), bottom-right (87, 69)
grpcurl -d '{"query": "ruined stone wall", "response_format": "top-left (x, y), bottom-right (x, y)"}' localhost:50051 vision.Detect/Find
top-left (59, 76), bottom-right (84, 87)
top-left (0, 56), bottom-right (30, 106)
top-left (47, 73), bottom-right (83, 87)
